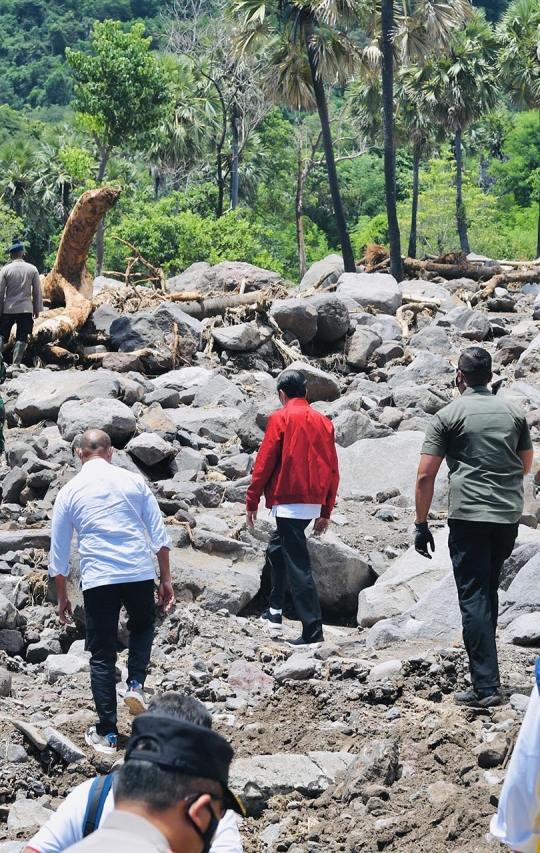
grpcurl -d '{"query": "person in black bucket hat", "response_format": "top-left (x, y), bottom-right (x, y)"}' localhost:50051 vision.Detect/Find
top-left (63, 715), bottom-right (245, 853)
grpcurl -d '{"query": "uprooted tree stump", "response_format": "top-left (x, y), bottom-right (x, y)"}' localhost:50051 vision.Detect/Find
top-left (32, 186), bottom-right (121, 344)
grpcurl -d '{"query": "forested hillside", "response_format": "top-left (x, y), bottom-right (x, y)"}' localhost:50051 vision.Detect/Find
top-left (0, 0), bottom-right (538, 286)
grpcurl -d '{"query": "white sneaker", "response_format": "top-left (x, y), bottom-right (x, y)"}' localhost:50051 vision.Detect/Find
top-left (124, 680), bottom-right (148, 716)
top-left (85, 725), bottom-right (117, 755)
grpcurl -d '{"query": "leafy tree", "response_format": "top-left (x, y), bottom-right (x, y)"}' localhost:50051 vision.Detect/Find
top-left (407, 10), bottom-right (499, 253)
top-left (66, 20), bottom-right (174, 273)
top-left (232, 0), bottom-right (358, 272)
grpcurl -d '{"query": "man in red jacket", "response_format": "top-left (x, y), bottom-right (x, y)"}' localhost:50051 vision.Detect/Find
top-left (246, 369), bottom-right (339, 649)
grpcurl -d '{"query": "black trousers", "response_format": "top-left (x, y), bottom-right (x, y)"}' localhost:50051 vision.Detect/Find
top-left (448, 519), bottom-right (518, 692)
top-left (0, 312), bottom-right (33, 342)
top-left (83, 580), bottom-right (156, 735)
top-left (266, 517), bottom-right (323, 643)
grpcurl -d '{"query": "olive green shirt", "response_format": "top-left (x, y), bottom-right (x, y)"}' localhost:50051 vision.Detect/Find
top-left (421, 386), bottom-right (532, 523)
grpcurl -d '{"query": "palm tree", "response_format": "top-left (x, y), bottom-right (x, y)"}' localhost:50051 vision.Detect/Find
top-left (357, 0), bottom-right (472, 277)
top-left (406, 10), bottom-right (499, 253)
top-left (498, 0), bottom-right (540, 255)
top-left (0, 140), bottom-right (36, 219)
top-left (232, 0), bottom-right (359, 272)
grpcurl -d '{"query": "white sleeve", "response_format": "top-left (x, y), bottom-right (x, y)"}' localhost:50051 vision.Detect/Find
top-left (210, 811), bottom-right (243, 853)
top-left (48, 491), bottom-right (74, 578)
top-left (141, 482), bottom-right (172, 553)
top-left (490, 687), bottom-right (540, 853)
top-left (26, 780), bottom-right (94, 853)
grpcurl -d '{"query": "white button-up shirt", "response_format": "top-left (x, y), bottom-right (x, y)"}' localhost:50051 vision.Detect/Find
top-left (49, 458), bottom-right (172, 591)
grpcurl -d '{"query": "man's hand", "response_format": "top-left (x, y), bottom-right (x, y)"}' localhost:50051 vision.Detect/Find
top-left (57, 596), bottom-right (74, 625)
top-left (313, 517), bottom-right (330, 536)
top-left (415, 522), bottom-right (435, 559)
top-left (158, 580), bottom-right (175, 613)
top-left (246, 510), bottom-right (257, 529)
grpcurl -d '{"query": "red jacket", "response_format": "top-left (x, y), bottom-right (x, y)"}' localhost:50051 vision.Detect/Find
top-left (246, 397), bottom-right (340, 519)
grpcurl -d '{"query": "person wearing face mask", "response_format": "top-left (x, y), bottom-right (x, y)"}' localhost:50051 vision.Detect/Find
top-left (414, 346), bottom-right (533, 708)
top-left (246, 368), bottom-right (339, 649)
top-left (62, 713), bottom-right (245, 853)
top-left (48, 429), bottom-right (175, 755)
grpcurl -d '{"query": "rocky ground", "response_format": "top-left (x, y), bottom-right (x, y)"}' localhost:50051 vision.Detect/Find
top-left (1, 253), bottom-right (540, 851)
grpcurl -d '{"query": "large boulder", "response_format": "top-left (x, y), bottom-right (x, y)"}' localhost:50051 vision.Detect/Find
top-left (308, 531), bottom-right (373, 616)
top-left (515, 335), bottom-right (540, 380)
top-left (166, 262), bottom-right (211, 293)
top-left (307, 294), bottom-right (350, 343)
top-left (338, 432), bottom-right (447, 504)
top-left (282, 361), bottom-right (340, 403)
top-left (357, 529), bottom-right (452, 627)
top-left (212, 323), bottom-right (273, 352)
top-left (402, 280), bottom-right (456, 313)
top-left (12, 369), bottom-right (122, 425)
top-left (346, 328), bottom-right (382, 370)
top-left (169, 549), bottom-right (263, 614)
top-left (298, 254), bottom-right (344, 293)
top-left (151, 302), bottom-right (203, 348)
top-left (337, 273), bottom-right (402, 315)
top-left (192, 375), bottom-right (246, 408)
top-left (387, 351), bottom-right (454, 389)
top-left (392, 384), bottom-right (450, 415)
top-left (439, 306), bottom-right (490, 341)
top-left (109, 311), bottom-right (162, 352)
top-left (269, 299), bottom-right (318, 344)
top-left (57, 398), bottom-right (136, 446)
top-left (168, 407), bottom-right (242, 442)
top-left (499, 550), bottom-right (540, 627)
top-left (333, 411), bottom-right (388, 446)
top-left (194, 261), bottom-right (281, 294)
top-left (126, 433), bottom-right (175, 466)
top-left (152, 367), bottom-right (213, 401)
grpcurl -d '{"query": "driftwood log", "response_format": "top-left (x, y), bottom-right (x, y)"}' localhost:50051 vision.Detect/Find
top-left (32, 186), bottom-right (120, 344)
top-left (180, 289), bottom-right (269, 320)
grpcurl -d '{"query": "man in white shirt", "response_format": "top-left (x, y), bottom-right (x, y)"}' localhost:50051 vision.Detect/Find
top-left (49, 429), bottom-right (174, 755)
top-left (23, 694), bottom-right (243, 853)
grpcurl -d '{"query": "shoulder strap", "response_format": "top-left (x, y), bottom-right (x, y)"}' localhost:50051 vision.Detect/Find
top-left (82, 773), bottom-right (114, 837)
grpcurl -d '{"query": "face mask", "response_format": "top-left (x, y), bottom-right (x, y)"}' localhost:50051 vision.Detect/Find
top-left (187, 805), bottom-right (220, 853)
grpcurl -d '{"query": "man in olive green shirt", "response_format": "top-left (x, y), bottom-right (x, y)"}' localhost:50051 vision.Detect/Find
top-left (414, 347), bottom-right (533, 708)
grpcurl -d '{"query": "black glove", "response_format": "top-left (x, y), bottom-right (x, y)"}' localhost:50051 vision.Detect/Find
top-left (415, 521), bottom-right (435, 559)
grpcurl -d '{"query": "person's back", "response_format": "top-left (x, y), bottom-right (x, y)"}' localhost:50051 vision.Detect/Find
top-left (0, 257), bottom-right (41, 314)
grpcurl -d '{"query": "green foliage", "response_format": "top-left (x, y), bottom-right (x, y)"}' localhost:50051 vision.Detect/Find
top-left (0, 205), bottom-right (25, 254)
top-left (490, 111), bottom-right (540, 205)
top-left (66, 21), bottom-right (174, 154)
top-left (350, 214), bottom-right (389, 256)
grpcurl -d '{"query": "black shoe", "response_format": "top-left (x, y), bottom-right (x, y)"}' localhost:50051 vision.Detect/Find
top-left (260, 609), bottom-right (283, 633)
top-left (286, 636), bottom-right (323, 650)
top-left (454, 688), bottom-right (502, 708)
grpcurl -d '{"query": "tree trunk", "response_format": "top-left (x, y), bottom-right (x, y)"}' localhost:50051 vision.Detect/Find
top-left (231, 102), bottom-right (239, 211)
top-left (296, 142), bottom-right (307, 281)
top-left (32, 186), bottom-right (121, 345)
top-left (180, 289), bottom-right (268, 319)
top-left (455, 130), bottom-right (470, 254)
top-left (407, 149), bottom-right (420, 259)
top-left (381, 0), bottom-right (403, 281)
top-left (304, 15), bottom-right (355, 273)
top-left (94, 147), bottom-right (111, 277)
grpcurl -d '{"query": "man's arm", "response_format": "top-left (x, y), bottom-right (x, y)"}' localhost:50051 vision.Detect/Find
top-left (48, 494), bottom-right (74, 624)
top-left (0, 269), bottom-right (6, 316)
top-left (156, 545), bottom-right (174, 612)
top-left (246, 415), bottom-right (282, 528)
top-left (141, 485), bottom-right (174, 611)
top-left (32, 270), bottom-right (43, 318)
top-left (518, 449), bottom-right (534, 475)
top-left (415, 454), bottom-right (444, 522)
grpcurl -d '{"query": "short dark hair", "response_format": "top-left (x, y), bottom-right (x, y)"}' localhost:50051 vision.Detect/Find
top-left (147, 693), bottom-right (212, 728)
top-left (277, 369), bottom-right (307, 399)
top-left (458, 347), bottom-right (492, 386)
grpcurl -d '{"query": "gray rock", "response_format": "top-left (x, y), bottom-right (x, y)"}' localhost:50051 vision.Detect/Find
top-left (342, 739), bottom-right (400, 801)
top-left (101, 352), bottom-right (144, 373)
top-left (441, 306), bottom-right (491, 341)
top-left (26, 637), bottom-right (62, 663)
top-left (388, 351), bottom-right (454, 389)
top-left (346, 328), bottom-right (382, 370)
top-left (0, 666), bottom-right (11, 696)
top-left (144, 387), bottom-right (181, 408)
top-left (212, 323), bottom-right (272, 352)
top-left (333, 410), bottom-right (387, 446)
top-left (347, 378), bottom-right (392, 407)
top-left (373, 342), bottom-right (404, 366)
top-left (45, 653), bottom-right (90, 684)
top-left (230, 754), bottom-right (331, 810)
top-left (308, 294), bottom-right (350, 343)
top-left (57, 398), bottom-right (136, 445)
top-left (0, 529), bottom-right (50, 554)
top-left (502, 612), bottom-right (540, 646)
top-left (409, 325), bottom-right (450, 350)
top-left (515, 335), bottom-right (540, 380)
top-left (228, 660), bottom-right (275, 696)
top-left (368, 659), bottom-right (403, 686)
top-left (0, 629), bottom-right (23, 655)
top-left (217, 453), bottom-right (252, 479)
top-left (152, 367), bottom-right (213, 397)
top-left (499, 549), bottom-right (540, 627)
top-left (126, 433), bottom-right (175, 466)
top-left (274, 655), bottom-right (317, 682)
top-left (195, 261), bottom-right (281, 295)
top-left (308, 530), bottom-right (372, 616)
top-left (166, 262), bottom-right (211, 293)
top-left (357, 529), bottom-right (451, 627)
top-left (172, 447), bottom-right (207, 477)
top-left (13, 369), bottom-right (122, 425)
top-left (44, 727), bottom-right (87, 762)
top-left (169, 549), bottom-right (263, 614)
top-left (337, 273), bottom-right (402, 316)
top-left (370, 315), bottom-right (402, 342)
top-left (192, 374), bottom-right (246, 408)
top-left (7, 799), bottom-right (53, 831)
top-left (92, 302), bottom-right (120, 334)
top-left (402, 280), bottom-right (456, 312)
top-left (392, 384), bottom-right (450, 414)
top-left (7, 744), bottom-right (27, 763)
top-left (2, 467), bottom-right (27, 503)
top-left (298, 254), bottom-right (344, 292)
top-left (168, 407), bottom-right (242, 442)
top-left (282, 361), bottom-right (340, 403)
top-left (269, 299), bottom-right (318, 344)
top-left (151, 302), bottom-right (203, 349)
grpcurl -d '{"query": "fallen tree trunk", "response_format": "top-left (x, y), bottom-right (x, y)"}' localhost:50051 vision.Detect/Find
top-left (32, 186), bottom-right (120, 345)
top-left (402, 258), bottom-right (496, 281)
top-left (471, 269), bottom-right (540, 306)
top-left (180, 289), bottom-right (269, 320)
